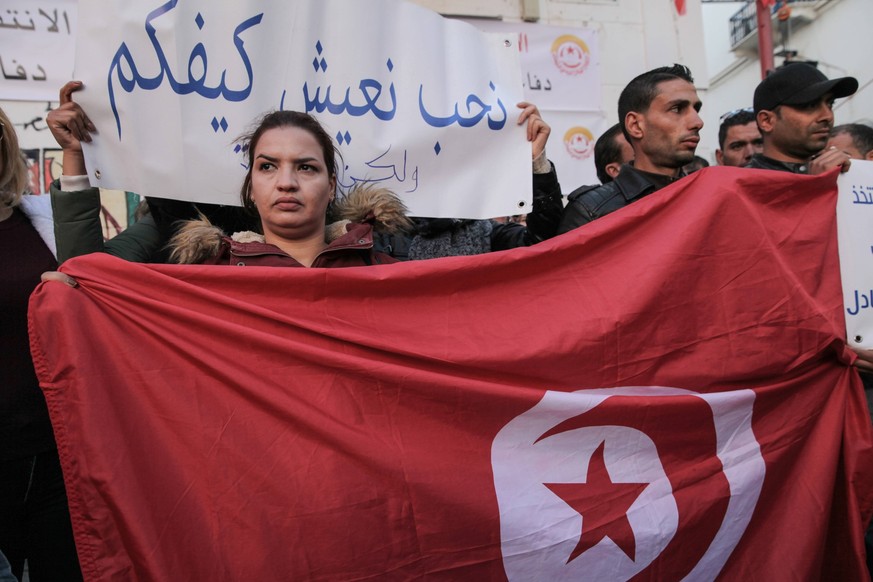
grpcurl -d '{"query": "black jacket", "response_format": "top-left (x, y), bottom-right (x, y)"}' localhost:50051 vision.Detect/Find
top-left (745, 154), bottom-right (809, 174)
top-left (495, 161), bottom-right (564, 248)
top-left (402, 161), bottom-right (565, 260)
top-left (557, 164), bottom-right (680, 234)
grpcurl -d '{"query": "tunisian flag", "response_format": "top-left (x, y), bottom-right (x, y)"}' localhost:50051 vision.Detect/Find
top-left (30, 167), bottom-right (873, 580)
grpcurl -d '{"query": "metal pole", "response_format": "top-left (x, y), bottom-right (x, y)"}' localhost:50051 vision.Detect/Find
top-left (756, 0), bottom-right (775, 78)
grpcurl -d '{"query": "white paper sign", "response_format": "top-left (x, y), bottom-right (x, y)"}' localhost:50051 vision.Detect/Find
top-left (464, 20), bottom-right (604, 193)
top-left (539, 109), bottom-right (608, 191)
top-left (466, 20), bottom-right (601, 113)
top-left (0, 0), bottom-right (76, 101)
top-left (72, 0), bottom-right (530, 219)
top-left (837, 160), bottom-right (873, 349)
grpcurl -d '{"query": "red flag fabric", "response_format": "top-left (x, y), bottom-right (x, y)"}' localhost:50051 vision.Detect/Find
top-left (675, 0), bottom-right (686, 16)
top-left (30, 167), bottom-right (873, 580)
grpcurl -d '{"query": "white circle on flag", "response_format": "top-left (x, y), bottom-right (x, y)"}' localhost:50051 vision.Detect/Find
top-left (491, 386), bottom-right (765, 581)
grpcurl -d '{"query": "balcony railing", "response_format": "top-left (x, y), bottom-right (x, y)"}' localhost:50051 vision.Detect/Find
top-left (729, 2), bottom-right (758, 48)
top-left (729, 0), bottom-right (829, 50)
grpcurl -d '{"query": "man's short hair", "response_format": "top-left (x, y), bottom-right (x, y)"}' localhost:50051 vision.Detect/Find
top-left (594, 123), bottom-right (625, 184)
top-left (718, 108), bottom-right (756, 150)
top-left (831, 123), bottom-right (873, 156)
top-left (617, 64), bottom-right (695, 142)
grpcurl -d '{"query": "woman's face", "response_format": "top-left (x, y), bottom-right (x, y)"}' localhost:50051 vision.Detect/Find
top-left (249, 126), bottom-right (335, 241)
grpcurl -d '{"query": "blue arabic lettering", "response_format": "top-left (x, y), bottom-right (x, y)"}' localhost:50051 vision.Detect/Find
top-left (847, 289), bottom-right (873, 316)
top-left (419, 81), bottom-right (507, 130)
top-left (106, 0), bottom-right (263, 138)
top-left (852, 185), bottom-right (873, 205)
top-left (302, 45), bottom-right (397, 121)
top-left (304, 79), bottom-right (397, 120)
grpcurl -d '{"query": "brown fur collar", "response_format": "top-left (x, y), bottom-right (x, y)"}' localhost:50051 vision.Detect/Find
top-left (169, 185), bottom-right (411, 264)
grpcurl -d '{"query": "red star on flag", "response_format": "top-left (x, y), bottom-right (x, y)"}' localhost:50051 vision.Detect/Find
top-left (545, 441), bottom-right (649, 563)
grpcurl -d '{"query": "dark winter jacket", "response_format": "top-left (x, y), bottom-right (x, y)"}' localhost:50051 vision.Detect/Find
top-left (558, 164), bottom-right (683, 234)
top-left (407, 161), bottom-right (564, 260)
top-left (169, 186), bottom-right (411, 268)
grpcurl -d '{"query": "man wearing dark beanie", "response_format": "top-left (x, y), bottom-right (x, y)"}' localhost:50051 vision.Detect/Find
top-left (746, 62), bottom-right (858, 174)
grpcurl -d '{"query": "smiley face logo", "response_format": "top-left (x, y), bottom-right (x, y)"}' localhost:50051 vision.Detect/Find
top-left (550, 35), bottom-right (591, 76)
top-left (564, 127), bottom-right (595, 160)
top-left (492, 387), bottom-right (765, 581)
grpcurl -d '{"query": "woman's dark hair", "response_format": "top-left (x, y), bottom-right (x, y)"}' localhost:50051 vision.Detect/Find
top-left (238, 110), bottom-right (339, 216)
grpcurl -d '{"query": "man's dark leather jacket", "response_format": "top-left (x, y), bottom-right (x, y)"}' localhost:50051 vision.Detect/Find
top-left (745, 154), bottom-right (809, 174)
top-left (557, 164), bottom-right (680, 234)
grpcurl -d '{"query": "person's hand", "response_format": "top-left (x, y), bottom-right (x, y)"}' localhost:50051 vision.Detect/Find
top-left (852, 347), bottom-right (873, 373)
top-left (517, 102), bottom-right (550, 160)
top-left (808, 146), bottom-right (851, 175)
top-left (46, 81), bottom-right (96, 175)
top-left (40, 271), bottom-right (78, 288)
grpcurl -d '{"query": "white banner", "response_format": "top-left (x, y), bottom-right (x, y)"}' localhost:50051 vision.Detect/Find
top-left (837, 160), bottom-right (873, 349)
top-left (540, 109), bottom-right (608, 192)
top-left (466, 20), bottom-right (601, 113)
top-left (71, 0), bottom-right (530, 219)
top-left (0, 0), bottom-right (76, 101)
top-left (465, 20), bottom-right (604, 192)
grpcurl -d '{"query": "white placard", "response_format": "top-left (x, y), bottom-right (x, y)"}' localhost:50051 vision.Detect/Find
top-left (539, 109), bottom-right (608, 193)
top-left (72, 0), bottom-right (531, 219)
top-left (463, 20), bottom-right (604, 193)
top-left (466, 20), bottom-right (601, 113)
top-left (837, 160), bottom-right (873, 348)
top-left (0, 1), bottom-right (76, 101)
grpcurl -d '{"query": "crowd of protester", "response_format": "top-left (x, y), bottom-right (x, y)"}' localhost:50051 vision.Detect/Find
top-left (2, 57), bottom-right (872, 580)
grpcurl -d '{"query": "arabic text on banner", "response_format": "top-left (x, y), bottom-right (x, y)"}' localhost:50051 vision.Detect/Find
top-left (72, 0), bottom-right (531, 219)
top-left (837, 159), bottom-right (873, 349)
top-left (0, 0), bottom-right (76, 101)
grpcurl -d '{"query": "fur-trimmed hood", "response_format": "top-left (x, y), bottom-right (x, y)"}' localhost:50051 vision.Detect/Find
top-left (169, 185), bottom-right (411, 264)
